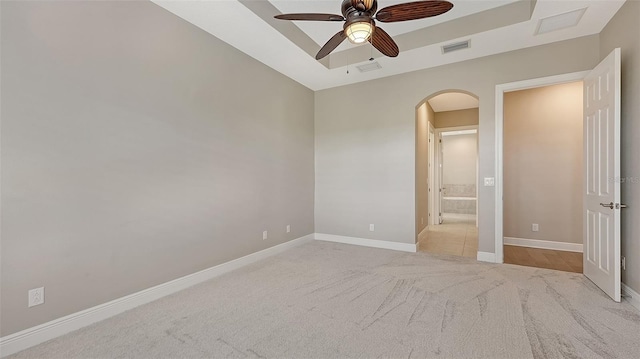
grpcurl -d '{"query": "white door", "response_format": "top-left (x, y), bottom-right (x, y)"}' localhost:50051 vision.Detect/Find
top-left (583, 48), bottom-right (621, 302)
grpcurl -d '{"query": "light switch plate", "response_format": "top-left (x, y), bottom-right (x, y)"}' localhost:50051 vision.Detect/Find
top-left (484, 177), bottom-right (495, 186)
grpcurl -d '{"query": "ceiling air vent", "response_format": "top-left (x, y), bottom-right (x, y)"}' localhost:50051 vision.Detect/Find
top-left (356, 61), bottom-right (382, 73)
top-left (442, 40), bottom-right (470, 54)
top-left (535, 8), bottom-right (587, 35)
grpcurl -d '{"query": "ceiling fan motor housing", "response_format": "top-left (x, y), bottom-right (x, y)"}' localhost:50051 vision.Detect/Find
top-left (342, 0), bottom-right (378, 18)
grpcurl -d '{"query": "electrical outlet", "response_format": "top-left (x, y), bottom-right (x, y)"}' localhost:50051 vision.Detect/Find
top-left (369, 224), bottom-right (375, 232)
top-left (262, 231), bottom-right (268, 240)
top-left (484, 177), bottom-right (495, 186)
top-left (532, 223), bottom-right (539, 232)
top-left (421, 217), bottom-right (424, 225)
top-left (286, 225), bottom-right (291, 233)
top-left (622, 257), bottom-right (626, 270)
top-left (28, 287), bottom-right (45, 307)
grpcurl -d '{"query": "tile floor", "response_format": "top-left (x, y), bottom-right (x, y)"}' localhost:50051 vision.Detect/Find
top-left (417, 213), bottom-right (478, 258)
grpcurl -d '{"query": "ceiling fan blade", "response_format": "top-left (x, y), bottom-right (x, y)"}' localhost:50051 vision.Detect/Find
top-left (369, 26), bottom-right (399, 57)
top-left (376, 1), bottom-right (453, 22)
top-left (316, 31), bottom-right (347, 60)
top-left (274, 13), bottom-right (345, 21)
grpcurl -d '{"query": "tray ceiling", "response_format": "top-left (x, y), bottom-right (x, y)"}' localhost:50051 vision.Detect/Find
top-left (151, 0), bottom-right (625, 90)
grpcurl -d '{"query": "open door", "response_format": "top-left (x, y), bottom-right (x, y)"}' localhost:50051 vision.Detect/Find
top-left (583, 48), bottom-right (621, 302)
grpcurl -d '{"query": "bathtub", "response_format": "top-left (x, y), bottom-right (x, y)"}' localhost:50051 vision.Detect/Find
top-left (442, 196), bottom-right (477, 215)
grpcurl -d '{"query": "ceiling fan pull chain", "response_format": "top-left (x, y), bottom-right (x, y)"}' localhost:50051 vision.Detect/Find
top-left (346, 54), bottom-right (351, 74)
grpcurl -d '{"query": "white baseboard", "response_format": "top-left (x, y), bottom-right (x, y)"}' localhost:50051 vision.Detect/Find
top-left (622, 282), bottom-right (640, 312)
top-left (477, 251), bottom-right (497, 263)
top-left (314, 233), bottom-right (417, 253)
top-left (0, 234), bottom-right (314, 358)
top-left (504, 237), bottom-right (583, 253)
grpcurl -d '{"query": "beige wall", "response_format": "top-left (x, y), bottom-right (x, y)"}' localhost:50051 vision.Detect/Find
top-left (315, 35), bottom-right (600, 248)
top-left (415, 102), bottom-right (435, 236)
top-left (600, 0), bottom-right (640, 294)
top-left (435, 108), bottom-right (479, 128)
top-left (503, 82), bottom-right (583, 244)
top-left (0, 1), bottom-right (315, 336)
top-left (442, 134), bottom-right (477, 187)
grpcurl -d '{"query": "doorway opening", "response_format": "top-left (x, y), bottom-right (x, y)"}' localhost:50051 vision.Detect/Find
top-left (415, 91), bottom-right (479, 258)
top-left (440, 128), bottom-right (478, 227)
top-left (502, 81), bottom-right (584, 273)
top-left (494, 51), bottom-right (622, 301)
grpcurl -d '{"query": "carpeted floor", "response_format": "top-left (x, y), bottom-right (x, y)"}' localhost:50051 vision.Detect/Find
top-left (9, 241), bottom-right (640, 358)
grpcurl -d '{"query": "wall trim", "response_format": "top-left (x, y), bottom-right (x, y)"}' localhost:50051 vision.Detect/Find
top-left (622, 283), bottom-right (640, 312)
top-left (314, 233), bottom-right (417, 253)
top-left (504, 237), bottom-right (583, 253)
top-left (494, 70), bottom-right (590, 264)
top-left (477, 251), bottom-right (497, 263)
top-left (0, 234), bottom-right (315, 358)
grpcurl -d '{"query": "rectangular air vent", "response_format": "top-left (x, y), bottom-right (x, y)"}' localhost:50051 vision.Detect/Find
top-left (356, 61), bottom-right (382, 73)
top-left (442, 40), bottom-right (470, 54)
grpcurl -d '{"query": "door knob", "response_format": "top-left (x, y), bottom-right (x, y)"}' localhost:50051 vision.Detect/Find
top-left (616, 203), bottom-right (628, 209)
top-left (600, 202), bottom-right (614, 209)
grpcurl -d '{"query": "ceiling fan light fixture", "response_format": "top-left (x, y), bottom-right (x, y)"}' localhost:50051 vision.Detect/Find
top-left (345, 21), bottom-right (374, 44)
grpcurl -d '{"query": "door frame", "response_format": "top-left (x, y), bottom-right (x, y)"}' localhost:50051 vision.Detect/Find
top-left (428, 122), bottom-right (436, 225)
top-left (435, 125), bottom-right (479, 226)
top-left (494, 71), bottom-right (589, 264)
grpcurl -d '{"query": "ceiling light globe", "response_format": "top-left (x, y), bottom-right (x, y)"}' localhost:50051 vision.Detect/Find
top-left (346, 21), bottom-right (373, 44)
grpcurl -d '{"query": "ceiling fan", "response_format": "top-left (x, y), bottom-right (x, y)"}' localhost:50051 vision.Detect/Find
top-left (274, 0), bottom-right (454, 60)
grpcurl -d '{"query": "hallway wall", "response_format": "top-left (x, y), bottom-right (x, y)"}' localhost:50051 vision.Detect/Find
top-left (503, 82), bottom-right (583, 245)
top-left (435, 108), bottom-right (479, 128)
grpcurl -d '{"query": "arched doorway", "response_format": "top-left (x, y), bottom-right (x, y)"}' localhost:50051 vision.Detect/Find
top-left (415, 90), bottom-right (479, 258)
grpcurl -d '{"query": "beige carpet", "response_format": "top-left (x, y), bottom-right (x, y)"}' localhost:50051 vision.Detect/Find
top-left (9, 241), bottom-right (640, 358)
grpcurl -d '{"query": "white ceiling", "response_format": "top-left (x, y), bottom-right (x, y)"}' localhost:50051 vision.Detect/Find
top-left (151, 0), bottom-right (625, 91)
top-left (428, 92), bottom-right (479, 112)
